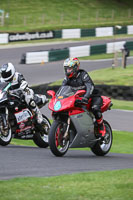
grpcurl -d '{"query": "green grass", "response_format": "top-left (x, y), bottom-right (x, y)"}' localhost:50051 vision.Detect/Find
top-left (49, 64), bottom-right (133, 87)
top-left (11, 138), bottom-right (35, 147)
top-left (80, 50), bottom-right (133, 60)
top-left (0, 169), bottom-right (132, 200)
top-left (89, 64), bottom-right (133, 86)
top-left (112, 98), bottom-right (133, 110)
top-left (111, 130), bottom-right (133, 154)
top-left (0, 0), bottom-right (133, 32)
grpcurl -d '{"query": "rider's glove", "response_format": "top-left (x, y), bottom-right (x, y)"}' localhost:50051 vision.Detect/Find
top-left (75, 97), bottom-right (88, 105)
top-left (81, 97), bottom-right (88, 104)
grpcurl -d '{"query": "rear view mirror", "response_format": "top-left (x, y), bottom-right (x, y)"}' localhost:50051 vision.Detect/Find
top-left (47, 90), bottom-right (55, 98)
top-left (75, 90), bottom-right (86, 97)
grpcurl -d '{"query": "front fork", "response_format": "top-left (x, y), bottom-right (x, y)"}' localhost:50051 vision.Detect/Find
top-left (0, 107), bottom-right (9, 136)
top-left (63, 117), bottom-right (71, 139)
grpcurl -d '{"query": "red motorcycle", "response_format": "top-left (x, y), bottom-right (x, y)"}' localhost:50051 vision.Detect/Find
top-left (47, 86), bottom-right (113, 157)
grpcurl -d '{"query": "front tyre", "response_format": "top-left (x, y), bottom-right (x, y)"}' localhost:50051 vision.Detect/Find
top-left (33, 115), bottom-right (51, 148)
top-left (49, 120), bottom-right (70, 157)
top-left (0, 125), bottom-right (12, 146)
top-left (91, 120), bottom-right (113, 156)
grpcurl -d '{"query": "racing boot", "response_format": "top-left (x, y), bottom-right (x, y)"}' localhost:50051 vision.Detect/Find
top-left (29, 99), bottom-right (46, 132)
top-left (96, 116), bottom-right (106, 137)
top-left (32, 106), bottom-right (45, 132)
top-left (34, 106), bottom-right (43, 124)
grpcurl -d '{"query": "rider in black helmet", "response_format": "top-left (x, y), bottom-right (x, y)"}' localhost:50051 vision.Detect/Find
top-left (62, 57), bottom-right (106, 137)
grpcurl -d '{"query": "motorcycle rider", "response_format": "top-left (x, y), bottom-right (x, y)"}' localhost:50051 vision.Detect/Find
top-left (0, 62), bottom-right (44, 126)
top-left (62, 57), bottom-right (106, 137)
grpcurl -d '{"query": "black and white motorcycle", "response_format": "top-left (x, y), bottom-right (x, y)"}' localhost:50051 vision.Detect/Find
top-left (0, 81), bottom-right (51, 147)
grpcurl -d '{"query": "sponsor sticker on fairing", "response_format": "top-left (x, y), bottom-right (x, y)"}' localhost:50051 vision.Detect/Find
top-left (15, 108), bottom-right (33, 123)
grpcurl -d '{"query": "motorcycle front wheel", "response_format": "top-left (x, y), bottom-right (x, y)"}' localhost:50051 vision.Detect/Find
top-left (48, 120), bottom-right (70, 157)
top-left (91, 120), bottom-right (113, 156)
top-left (33, 115), bottom-right (51, 148)
top-left (0, 125), bottom-right (12, 146)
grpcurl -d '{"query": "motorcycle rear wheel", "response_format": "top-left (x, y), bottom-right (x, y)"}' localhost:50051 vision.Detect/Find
top-left (0, 126), bottom-right (12, 146)
top-left (33, 115), bottom-right (51, 148)
top-left (91, 120), bottom-right (113, 156)
top-left (49, 120), bottom-right (70, 157)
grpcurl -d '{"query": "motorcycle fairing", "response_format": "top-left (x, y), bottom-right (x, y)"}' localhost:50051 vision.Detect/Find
top-left (0, 90), bottom-right (8, 103)
top-left (15, 125), bottom-right (34, 139)
top-left (69, 111), bottom-right (96, 148)
top-left (49, 95), bottom-right (75, 112)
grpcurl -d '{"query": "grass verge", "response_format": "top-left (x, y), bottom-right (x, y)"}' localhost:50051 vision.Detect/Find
top-left (49, 64), bottom-right (133, 86)
top-left (112, 99), bottom-right (133, 110)
top-left (88, 64), bottom-right (133, 86)
top-left (80, 50), bottom-right (133, 60)
top-left (0, 169), bottom-right (132, 200)
top-left (111, 130), bottom-right (133, 154)
top-left (1, 0), bottom-right (133, 32)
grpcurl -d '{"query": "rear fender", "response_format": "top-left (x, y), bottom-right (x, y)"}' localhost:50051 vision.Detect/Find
top-left (101, 96), bottom-right (112, 112)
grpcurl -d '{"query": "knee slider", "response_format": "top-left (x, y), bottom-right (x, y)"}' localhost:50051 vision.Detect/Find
top-left (29, 100), bottom-right (36, 109)
top-left (91, 105), bottom-right (99, 113)
top-left (91, 105), bottom-right (102, 119)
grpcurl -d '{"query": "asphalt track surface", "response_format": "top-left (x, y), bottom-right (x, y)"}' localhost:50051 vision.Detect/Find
top-left (0, 38), bottom-right (133, 180)
top-left (0, 145), bottom-right (133, 180)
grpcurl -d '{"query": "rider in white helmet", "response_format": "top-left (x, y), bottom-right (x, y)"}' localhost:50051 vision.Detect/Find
top-left (0, 62), bottom-right (44, 125)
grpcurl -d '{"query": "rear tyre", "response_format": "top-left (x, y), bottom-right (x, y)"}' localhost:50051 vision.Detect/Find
top-left (48, 120), bottom-right (70, 157)
top-left (33, 115), bottom-right (51, 148)
top-left (91, 120), bottom-right (113, 156)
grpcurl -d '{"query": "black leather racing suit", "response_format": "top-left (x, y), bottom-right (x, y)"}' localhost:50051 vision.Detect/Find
top-left (62, 69), bottom-right (103, 120)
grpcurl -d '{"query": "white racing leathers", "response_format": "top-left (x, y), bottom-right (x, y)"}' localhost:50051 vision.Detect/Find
top-left (0, 72), bottom-right (43, 124)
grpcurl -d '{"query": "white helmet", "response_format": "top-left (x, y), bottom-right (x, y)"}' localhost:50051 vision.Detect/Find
top-left (0, 63), bottom-right (15, 81)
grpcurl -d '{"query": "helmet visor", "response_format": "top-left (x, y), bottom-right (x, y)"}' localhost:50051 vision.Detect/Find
top-left (1, 70), bottom-right (12, 79)
top-left (64, 66), bottom-right (73, 77)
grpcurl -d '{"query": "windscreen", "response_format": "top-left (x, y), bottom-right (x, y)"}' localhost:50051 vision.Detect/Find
top-left (56, 86), bottom-right (77, 98)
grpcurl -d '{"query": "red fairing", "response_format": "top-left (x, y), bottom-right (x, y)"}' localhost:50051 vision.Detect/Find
top-left (101, 96), bottom-right (111, 112)
top-left (49, 95), bottom-right (76, 112)
top-left (48, 88), bottom-right (111, 116)
top-left (69, 108), bottom-right (84, 116)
